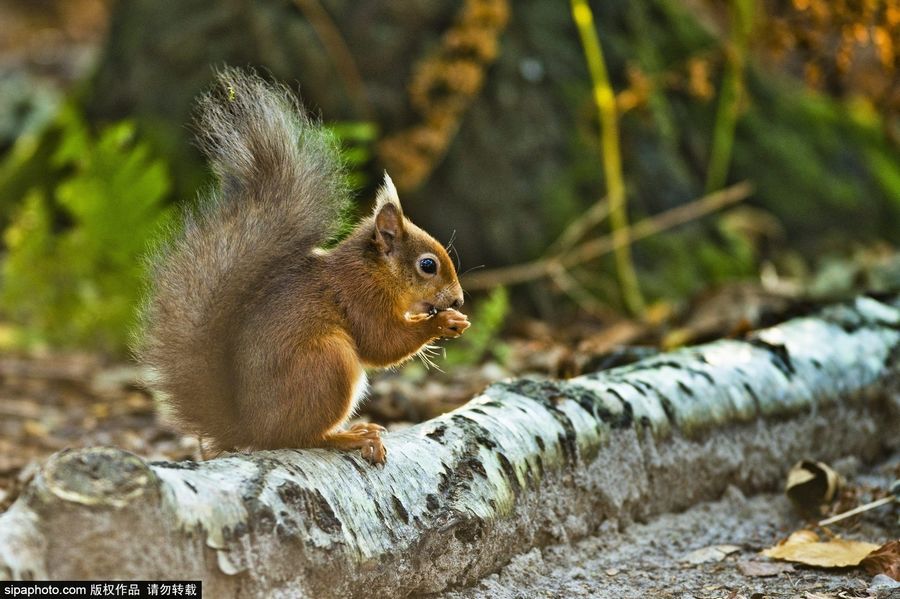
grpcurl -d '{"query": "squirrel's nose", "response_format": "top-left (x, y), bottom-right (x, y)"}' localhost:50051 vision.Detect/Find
top-left (451, 298), bottom-right (463, 310)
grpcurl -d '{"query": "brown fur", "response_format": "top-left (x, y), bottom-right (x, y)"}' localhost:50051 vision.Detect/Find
top-left (138, 69), bottom-right (466, 462)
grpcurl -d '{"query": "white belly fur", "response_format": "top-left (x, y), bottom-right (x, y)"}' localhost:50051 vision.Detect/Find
top-left (347, 371), bottom-right (369, 418)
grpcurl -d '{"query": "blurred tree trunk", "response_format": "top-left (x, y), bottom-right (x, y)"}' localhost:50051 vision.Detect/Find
top-left (82, 0), bottom-right (604, 269)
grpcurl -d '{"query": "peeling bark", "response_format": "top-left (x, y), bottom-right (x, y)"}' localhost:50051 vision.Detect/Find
top-left (1, 296), bottom-right (899, 597)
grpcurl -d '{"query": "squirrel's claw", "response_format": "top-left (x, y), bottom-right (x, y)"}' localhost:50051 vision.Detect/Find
top-left (349, 422), bottom-right (387, 434)
top-left (404, 311), bottom-right (432, 323)
top-left (360, 437), bottom-right (387, 464)
top-left (434, 308), bottom-right (470, 338)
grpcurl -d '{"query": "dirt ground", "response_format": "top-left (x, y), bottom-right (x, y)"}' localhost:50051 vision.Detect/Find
top-left (438, 454), bottom-right (900, 599)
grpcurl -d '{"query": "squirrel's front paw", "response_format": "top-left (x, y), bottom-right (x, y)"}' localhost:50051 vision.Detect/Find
top-left (404, 311), bottom-right (431, 324)
top-left (434, 309), bottom-right (470, 338)
top-left (349, 422), bottom-right (387, 435)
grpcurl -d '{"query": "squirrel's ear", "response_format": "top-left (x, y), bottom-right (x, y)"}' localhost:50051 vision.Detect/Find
top-left (373, 172), bottom-right (404, 254)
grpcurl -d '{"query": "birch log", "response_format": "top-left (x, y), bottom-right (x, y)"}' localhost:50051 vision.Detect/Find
top-left (1, 296), bottom-right (899, 597)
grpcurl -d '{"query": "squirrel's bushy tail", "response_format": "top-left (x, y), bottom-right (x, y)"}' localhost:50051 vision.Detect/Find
top-left (138, 68), bottom-right (349, 449)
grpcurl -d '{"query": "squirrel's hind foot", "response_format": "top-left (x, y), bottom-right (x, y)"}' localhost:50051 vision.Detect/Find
top-left (321, 427), bottom-right (387, 465)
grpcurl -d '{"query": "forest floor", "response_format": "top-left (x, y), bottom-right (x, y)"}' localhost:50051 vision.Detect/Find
top-left (438, 453), bottom-right (900, 599)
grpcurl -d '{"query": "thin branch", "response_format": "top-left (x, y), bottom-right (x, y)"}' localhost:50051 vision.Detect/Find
top-left (462, 181), bottom-right (753, 290)
top-left (561, 181), bottom-right (753, 269)
top-left (549, 264), bottom-right (616, 318)
top-left (818, 496), bottom-right (896, 527)
top-left (293, 0), bottom-right (374, 121)
top-left (570, 0), bottom-right (645, 316)
top-left (546, 196), bottom-right (611, 257)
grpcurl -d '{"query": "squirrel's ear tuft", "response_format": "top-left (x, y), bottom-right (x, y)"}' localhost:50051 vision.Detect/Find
top-left (374, 172), bottom-right (403, 214)
top-left (373, 172), bottom-right (404, 254)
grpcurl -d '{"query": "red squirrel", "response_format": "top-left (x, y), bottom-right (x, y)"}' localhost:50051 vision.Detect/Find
top-left (140, 68), bottom-right (469, 464)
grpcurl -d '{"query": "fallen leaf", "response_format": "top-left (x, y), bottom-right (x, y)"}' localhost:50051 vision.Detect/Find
top-left (861, 540), bottom-right (900, 580)
top-left (786, 460), bottom-right (842, 513)
top-left (681, 544), bottom-right (741, 564)
top-left (738, 560), bottom-right (796, 577)
top-left (762, 530), bottom-right (879, 568)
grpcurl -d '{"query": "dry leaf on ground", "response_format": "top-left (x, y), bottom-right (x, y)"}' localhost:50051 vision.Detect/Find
top-left (785, 460), bottom-right (842, 513)
top-left (737, 560), bottom-right (795, 577)
top-left (761, 530), bottom-right (879, 568)
top-left (860, 540), bottom-right (900, 580)
top-left (681, 544), bottom-right (741, 564)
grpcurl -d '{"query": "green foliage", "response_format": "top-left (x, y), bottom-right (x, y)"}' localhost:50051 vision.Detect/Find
top-left (634, 214), bottom-right (757, 302)
top-left (733, 77), bottom-right (900, 249)
top-left (444, 287), bottom-right (510, 367)
top-left (326, 121), bottom-right (378, 191)
top-left (0, 107), bottom-right (173, 352)
top-left (322, 121), bottom-right (378, 246)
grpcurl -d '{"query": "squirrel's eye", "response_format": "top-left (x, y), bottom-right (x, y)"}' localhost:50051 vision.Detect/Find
top-left (418, 257), bottom-right (437, 275)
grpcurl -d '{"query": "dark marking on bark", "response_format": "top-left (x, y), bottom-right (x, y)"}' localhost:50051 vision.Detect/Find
top-left (286, 464), bottom-right (306, 478)
top-left (645, 359), bottom-right (685, 371)
top-left (372, 502), bottom-right (399, 541)
top-left (685, 367), bottom-right (715, 385)
top-left (817, 299), bottom-right (898, 333)
top-left (449, 414), bottom-right (499, 450)
top-left (885, 341), bottom-right (900, 371)
top-left (392, 495), bottom-right (410, 524)
top-left (748, 338), bottom-right (795, 377)
top-left (453, 517), bottom-right (484, 544)
top-left (629, 379), bottom-right (655, 394)
top-left (240, 459), bottom-right (281, 535)
top-left (496, 452), bottom-right (521, 495)
top-left (534, 436), bottom-right (545, 451)
top-left (810, 358), bottom-right (823, 370)
top-left (743, 382), bottom-right (762, 413)
top-left (341, 454), bottom-right (368, 476)
top-left (249, 503), bottom-right (276, 534)
top-left (426, 494), bottom-right (440, 512)
top-left (469, 408), bottom-right (488, 416)
top-left (481, 400), bottom-right (503, 408)
top-left (426, 424), bottom-right (447, 442)
top-left (605, 387), bottom-right (626, 404)
top-left (535, 454), bottom-right (544, 478)
top-left (677, 381), bottom-right (694, 397)
top-left (556, 428), bottom-right (578, 464)
top-left (657, 394), bottom-right (676, 425)
top-left (276, 482), bottom-right (342, 534)
top-left (464, 457), bottom-right (487, 479)
top-left (275, 507), bottom-right (304, 543)
top-left (497, 379), bottom-right (620, 438)
top-left (221, 520), bottom-right (249, 543)
top-left (183, 480), bottom-right (197, 494)
top-left (522, 461), bottom-right (536, 487)
top-left (151, 459), bottom-right (200, 470)
top-left (437, 464), bottom-right (452, 496)
top-left (587, 388), bottom-right (634, 429)
top-left (621, 399), bottom-right (634, 424)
